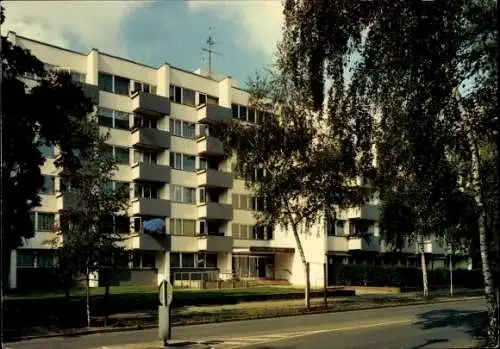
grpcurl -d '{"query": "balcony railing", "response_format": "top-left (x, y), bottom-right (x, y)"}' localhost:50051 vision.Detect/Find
top-left (131, 91), bottom-right (170, 116)
top-left (196, 104), bottom-right (232, 124)
top-left (131, 127), bottom-right (170, 149)
top-left (131, 162), bottom-right (171, 182)
top-left (197, 202), bottom-right (233, 221)
top-left (196, 169), bottom-right (232, 189)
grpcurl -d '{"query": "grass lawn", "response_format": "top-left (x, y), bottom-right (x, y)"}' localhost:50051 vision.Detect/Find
top-left (4, 285), bottom-right (307, 300)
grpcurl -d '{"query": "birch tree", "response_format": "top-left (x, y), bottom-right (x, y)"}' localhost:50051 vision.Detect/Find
top-left (279, 0), bottom-right (498, 344)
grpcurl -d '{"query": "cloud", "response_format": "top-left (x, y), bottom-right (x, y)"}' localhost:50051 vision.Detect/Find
top-left (186, 0), bottom-right (284, 58)
top-left (1, 1), bottom-right (149, 56)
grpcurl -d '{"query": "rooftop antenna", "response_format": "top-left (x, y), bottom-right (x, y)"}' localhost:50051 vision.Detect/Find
top-left (201, 27), bottom-right (222, 78)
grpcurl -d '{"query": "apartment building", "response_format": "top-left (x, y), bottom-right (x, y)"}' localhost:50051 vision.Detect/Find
top-left (7, 32), bottom-right (462, 290)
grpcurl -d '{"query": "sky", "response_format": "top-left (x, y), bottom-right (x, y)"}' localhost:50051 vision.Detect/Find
top-left (2, 0), bottom-right (284, 88)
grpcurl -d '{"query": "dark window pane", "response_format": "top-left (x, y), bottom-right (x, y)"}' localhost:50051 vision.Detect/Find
top-left (248, 108), bottom-right (256, 123)
top-left (41, 176), bottom-right (55, 194)
top-left (114, 111), bottom-right (129, 130)
top-left (17, 251), bottom-right (35, 267)
top-left (114, 76), bottom-right (130, 95)
top-left (169, 85), bottom-right (175, 102)
top-left (38, 251), bottom-right (54, 268)
top-left (206, 253), bottom-right (218, 268)
top-left (231, 104), bottom-right (238, 118)
top-left (98, 108), bottom-right (114, 127)
top-left (170, 252), bottom-right (180, 268)
top-left (38, 141), bottom-right (54, 158)
top-left (133, 252), bottom-right (141, 268)
top-left (183, 88), bottom-right (195, 106)
top-left (174, 86), bottom-right (182, 103)
top-left (98, 72), bottom-right (113, 92)
top-left (199, 93), bottom-right (206, 105)
top-left (182, 253), bottom-right (195, 268)
top-left (183, 155), bottom-right (196, 172)
top-left (37, 213), bottom-right (55, 231)
top-left (142, 253), bottom-right (155, 268)
top-left (114, 147), bottom-right (129, 165)
top-left (239, 106), bottom-right (247, 119)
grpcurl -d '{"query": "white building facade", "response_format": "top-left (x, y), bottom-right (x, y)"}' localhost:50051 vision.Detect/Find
top-left (7, 32), bottom-right (456, 290)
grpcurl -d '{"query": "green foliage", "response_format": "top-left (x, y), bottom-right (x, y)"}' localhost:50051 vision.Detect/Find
top-left (280, 0), bottom-right (497, 343)
top-left (55, 124), bottom-right (130, 279)
top-left (212, 69), bottom-right (365, 236)
top-left (1, 5), bottom-right (97, 288)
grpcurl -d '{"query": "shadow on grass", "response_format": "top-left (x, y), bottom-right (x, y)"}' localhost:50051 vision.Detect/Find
top-left (414, 308), bottom-right (487, 346)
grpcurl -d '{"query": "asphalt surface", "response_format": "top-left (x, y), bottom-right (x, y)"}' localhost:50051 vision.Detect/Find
top-left (5, 298), bottom-right (485, 349)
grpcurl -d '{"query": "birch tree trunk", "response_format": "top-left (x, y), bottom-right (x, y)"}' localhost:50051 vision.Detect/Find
top-left (420, 239), bottom-right (429, 298)
top-left (291, 223), bottom-right (310, 309)
top-left (86, 270), bottom-right (91, 328)
top-left (455, 89), bottom-right (498, 345)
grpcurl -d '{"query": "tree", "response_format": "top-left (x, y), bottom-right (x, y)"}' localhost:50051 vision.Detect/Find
top-left (212, 70), bottom-right (366, 308)
top-left (279, 0), bottom-right (498, 344)
top-left (1, 4), bottom-right (96, 291)
top-left (54, 123), bottom-right (130, 327)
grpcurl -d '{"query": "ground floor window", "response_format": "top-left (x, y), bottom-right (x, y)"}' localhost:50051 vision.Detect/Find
top-left (16, 250), bottom-right (56, 268)
top-left (232, 254), bottom-right (275, 279)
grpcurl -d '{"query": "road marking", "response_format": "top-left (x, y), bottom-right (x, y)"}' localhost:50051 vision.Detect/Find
top-left (223, 318), bottom-right (415, 349)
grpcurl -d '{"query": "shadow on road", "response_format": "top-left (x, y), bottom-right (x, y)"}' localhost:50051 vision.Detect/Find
top-left (414, 308), bottom-right (487, 344)
top-left (407, 338), bottom-right (450, 349)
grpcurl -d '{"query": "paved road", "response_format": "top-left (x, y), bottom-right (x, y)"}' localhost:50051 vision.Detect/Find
top-left (5, 298), bottom-right (485, 349)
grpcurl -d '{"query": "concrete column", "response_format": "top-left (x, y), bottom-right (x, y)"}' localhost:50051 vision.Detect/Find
top-left (218, 77), bottom-right (232, 108)
top-left (156, 64), bottom-right (170, 98)
top-left (9, 249), bottom-right (17, 289)
top-left (86, 49), bottom-right (99, 85)
top-left (156, 251), bottom-right (171, 285)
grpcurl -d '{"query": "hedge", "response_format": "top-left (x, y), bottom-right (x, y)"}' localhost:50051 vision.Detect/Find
top-left (328, 264), bottom-right (484, 289)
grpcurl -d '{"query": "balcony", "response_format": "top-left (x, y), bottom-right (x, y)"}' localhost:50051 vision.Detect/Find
top-left (131, 127), bottom-right (170, 149)
top-left (197, 202), bottom-right (233, 221)
top-left (79, 82), bottom-right (99, 105)
top-left (197, 169), bottom-right (232, 189)
top-left (132, 163), bottom-right (171, 183)
top-left (128, 233), bottom-right (171, 251)
top-left (197, 235), bottom-right (233, 252)
top-left (196, 104), bottom-right (232, 124)
top-left (130, 198), bottom-right (171, 217)
top-left (347, 236), bottom-right (380, 252)
top-left (56, 192), bottom-right (79, 211)
top-left (327, 236), bottom-right (349, 252)
top-left (339, 203), bottom-right (380, 221)
top-left (196, 136), bottom-right (224, 157)
top-left (131, 91), bottom-right (170, 117)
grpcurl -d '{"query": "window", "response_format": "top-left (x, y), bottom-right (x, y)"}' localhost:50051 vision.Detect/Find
top-left (182, 88), bottom-right (196, 107)
top-left (134, 183), bottom-right (160, 199)
top-left (231, 104), bottom-right (239, 118)
top-left (114, 147), bottom-right (129, 165)
top-left (170, 185), bottom-right (195, 204)
top-left (198, 93), bottom-right (206, 106)
top-left (70, 72), bottom-right (84, 83)
top-left (38, 251), bottom-right (55, 268)
top-left (248, 108), bottom-right (256, 123)
top-left (133, 115), bottom-right (157, 129)
top-left (132, 81), bottom-right (152, 94)
top-left (199, 188), bottom-right (206, 203)
top-left (239, 106), bottom-right (247, 120)
top-left (197, 252), bottom-right (218, 268)
top-left (169, 85), bottom-right (182, 103)
top-left (240, 195), bottom-right (249, 210)
top-left (37, 213), bottom-right (55, 231)
top-left (38, 140), bottom-right (54, 158)
top-left (41, 175), bottom-right (55, 194)
top-left (98, 108), bottom-right (130, 130)
top-left (98, 72), bottom-right (113, 93)
top-left (17, 251), bottom-right (35, 267)
top-left (59, 178), bottom-right (72, 192)
top-left (170, 152), bottom-right (196, 172)
top-left (198, 157), bottom-right (207, 171)
top-left (134, 150), bottom-right (157, 165)
top-left (181, 253), bottom-right (195, 268)
top-left (232, 194), bottom-right (240, 209)
top-left (114, 76), bottom-right (130, 95)
top-left (114, 111), bottom-right (130, 130)
top-left (170, 119), bottom-right (195, 139)
top-left (98, 108), bottom-right (114, 128)
top-left (251, 197), bottom-right (265, 211)
top-left (170, 252), bottom-right (180, 268)
top-left (170, 219), bottom-right (195, 236)
top-left (142, 253), bottom-right (155, 268)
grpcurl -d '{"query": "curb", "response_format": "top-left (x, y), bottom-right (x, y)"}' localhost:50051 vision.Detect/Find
top-left (8, 296), bottom-right (483, 342)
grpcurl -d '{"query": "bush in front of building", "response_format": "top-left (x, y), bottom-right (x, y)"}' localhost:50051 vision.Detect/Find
top-left (331, 264), bottom-right (484, 289)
